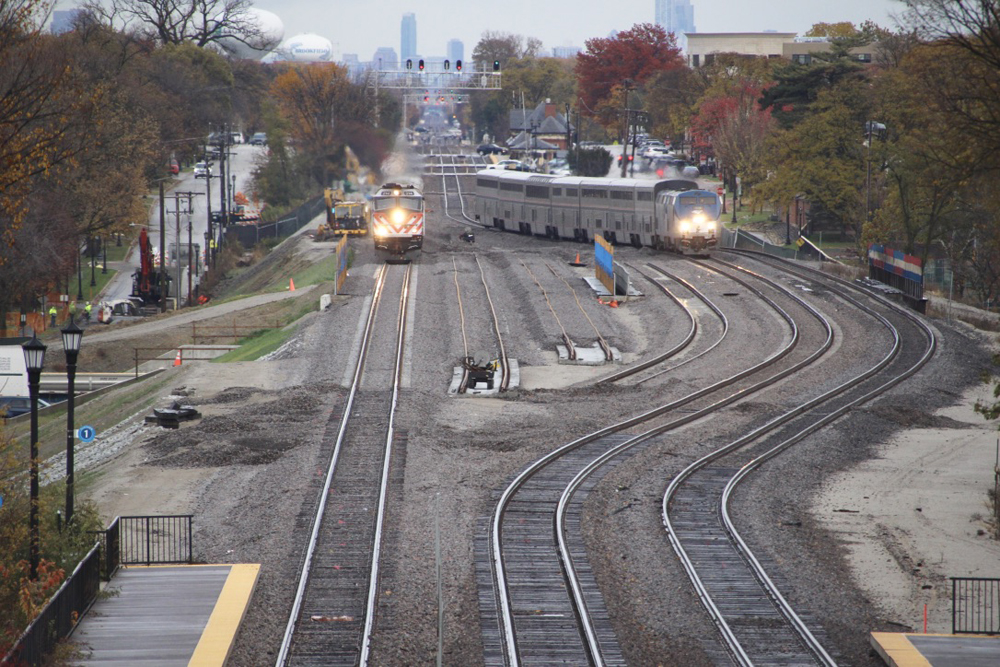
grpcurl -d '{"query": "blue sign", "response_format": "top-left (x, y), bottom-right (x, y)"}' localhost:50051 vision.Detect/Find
top-left (78, 425), bottom-right (96, 443)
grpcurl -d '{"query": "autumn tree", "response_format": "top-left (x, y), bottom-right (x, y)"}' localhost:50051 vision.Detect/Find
top-left (471, 30), bottom-right (542, 71)
top-left (575, 23), bottom-right (683, 130)
top-left (0, 0), bottom-right (91, 249)
top-left (754, 80), bottom-right (871, 240)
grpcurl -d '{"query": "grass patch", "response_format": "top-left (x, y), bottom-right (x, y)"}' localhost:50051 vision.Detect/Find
top-left (265, 253), bottom-right (340, 293)
top-left (212, 324), bottom-right (293, 362)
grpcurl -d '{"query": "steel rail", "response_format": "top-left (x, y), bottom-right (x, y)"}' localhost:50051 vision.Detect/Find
top-left (519, 258), bottom-right (576, 361)
top-left (553, 258), bottom-right (835, 665)
top-left (275, 263), bottom-right (390, 666)
top-left (661, 255), bottom-right (933, 666)
top-left (490, 259), bottom-right (815, 666)
top-left (545, 261), bottom-right (613, 361)
top-left (439, 157), bottom-right (509, 391)
top-left (359, 263), bottom-right (412, 663)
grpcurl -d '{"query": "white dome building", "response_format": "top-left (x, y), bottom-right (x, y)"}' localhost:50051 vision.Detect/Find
top-left (278, 33), bottom-right (335, 63)
top-left (216, 8), bottom-right (284, 60)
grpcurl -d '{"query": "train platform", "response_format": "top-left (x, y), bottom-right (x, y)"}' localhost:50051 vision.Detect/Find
top-left (871, 631), bottom-right (1000, 666)
top-left (69, 563), bottom-right (259, 665)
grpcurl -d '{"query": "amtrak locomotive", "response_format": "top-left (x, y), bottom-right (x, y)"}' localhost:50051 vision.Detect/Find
top-left (473, 171), bottom-right (721, 255)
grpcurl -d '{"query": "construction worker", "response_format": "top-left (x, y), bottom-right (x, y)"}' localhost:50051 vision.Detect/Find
top-left (48, 304), bottom-right (57, 327)
top-left (84, 302), bottom-right (92, 323)
top-left (69, 301), bottom-right (77, 321)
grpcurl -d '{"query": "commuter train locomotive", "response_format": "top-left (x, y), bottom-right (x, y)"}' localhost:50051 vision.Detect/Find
top-left (371, 182), bottom-right (424, 257)
top-left (473, 171), bottom-right (721, 255)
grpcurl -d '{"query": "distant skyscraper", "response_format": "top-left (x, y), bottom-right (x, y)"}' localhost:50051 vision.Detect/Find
top-left (401, 13), bottom-right (417, 60)
top-left (50, 9), bottom-right (81, 34)
top-left (372, 46), bottom-right (398, 70)
top-left (655, 0), bottom-right (695, 36)
top-left (552, 46), bottom-right (582, 59)
top-left (447, 39), bottom-right (463, 64)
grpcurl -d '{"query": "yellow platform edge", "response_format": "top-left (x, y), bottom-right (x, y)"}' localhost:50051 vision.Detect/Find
top-left (188, 563), bottom-right (261, 667)
top-left (870, 632), bottom-right (933, 667)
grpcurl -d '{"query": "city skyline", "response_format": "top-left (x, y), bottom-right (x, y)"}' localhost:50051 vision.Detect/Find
top-left (246, 0), bottom-right (901, 61)
top-left (400, 13), bottom-right (416, 60)
top-left (656, 0), bottom-right (696, 36)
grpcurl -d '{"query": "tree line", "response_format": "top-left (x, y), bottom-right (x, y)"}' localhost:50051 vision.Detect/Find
top-left (0, 0), bottom-right (397, 333)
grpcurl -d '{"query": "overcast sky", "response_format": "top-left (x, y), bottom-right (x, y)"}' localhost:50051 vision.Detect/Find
top-left (247, 0), bottom-right (905, 60)
top-left (54, 1), bottom-right (906, 61)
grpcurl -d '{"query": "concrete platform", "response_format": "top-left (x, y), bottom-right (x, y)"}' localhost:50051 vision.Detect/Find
top-left (871, 632), bottom-right (1000, 667)
top-left (556, 341), bottom-right (622, 365)
top-left (70, 564), bottom-right (259, 666)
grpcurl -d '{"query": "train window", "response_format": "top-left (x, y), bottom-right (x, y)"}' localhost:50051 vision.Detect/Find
top-left (477, 178), bottom-right (498, 188)
top-left (566, 188), bottom-right (578, 197)
top-left (610, 191), bottom-right (633, 200)
top-left (500, 182), bottom-right (524, 192)
top-left (615, 220), bottom-right (622, 230)
top-left (552, 188), bottom-right (561, 196)
top-left (582, 188), bottom-right (607, 198)
top-left (526, 185), bottom-right (549, 199)
top-left (637, 192), bottom-right (652, 202)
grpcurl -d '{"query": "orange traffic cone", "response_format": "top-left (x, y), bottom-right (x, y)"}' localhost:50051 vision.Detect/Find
top-left (289, 278), bottom-right (295, 291)
top-left (570, 252), bottom-right (585, 267)
top-left (173, 350), bottom-right (182, 366)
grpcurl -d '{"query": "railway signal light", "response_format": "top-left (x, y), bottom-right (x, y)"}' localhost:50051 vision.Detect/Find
top-left (424, 95), bottom-right (429, 102)
top-left (406, 59), bottom-right (412, 70)
top-left (418, 59), bottom-right (425, 71)
top-left (456, 60), bottom-right (462, 71)
top-left (493, 60), bottom-right (500, 72)
top-left (444, 59), bottom-right (450, 70)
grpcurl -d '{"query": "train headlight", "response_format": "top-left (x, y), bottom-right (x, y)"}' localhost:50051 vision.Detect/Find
top-left (693, 213), bottom-right (706, 225)
top-left (391, 208), bottom-right (405, 224)
top-left (679, 221), bottom-right (692, 234)
top-left (373, 220), bottom-right (387, 237)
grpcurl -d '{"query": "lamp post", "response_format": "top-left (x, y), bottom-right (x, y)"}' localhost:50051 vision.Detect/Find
top-left (89, 237), bottom-right (96, 287)
top-left (101, 235), bottom-right (107, 274)
top-left (22, 334), bottom-right (46, 580)
top-left (865, 120), bottom-right (887, 225)
top-left (76, 241), bottom-right (84, 301)
top-left (61, 320), bottom-right (82, 525)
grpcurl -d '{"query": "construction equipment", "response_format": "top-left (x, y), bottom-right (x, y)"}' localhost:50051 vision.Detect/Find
top-left (317, 188), bottom-right (370, 240)
top-left (131, 227), bottom-right (171, 306)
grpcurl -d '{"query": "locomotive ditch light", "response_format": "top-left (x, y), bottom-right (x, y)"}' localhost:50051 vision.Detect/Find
top-left (679, 221), bottom-right (692, 233)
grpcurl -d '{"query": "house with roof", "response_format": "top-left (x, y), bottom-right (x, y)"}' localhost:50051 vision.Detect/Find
top-left (507, 100), bottom-right (573, 152)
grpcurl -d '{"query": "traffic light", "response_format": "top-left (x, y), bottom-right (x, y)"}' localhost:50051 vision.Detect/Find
top-left (424, 95), bottom-right (429, 102)
top-left (418, 59), bottom-right (424, 71)
top-left (444, 59), bottom-right (450, 70)
top-left (456, 60), bottom-right (462, 71)
top-left (493, 60), bottom-right (500, 71)
top-left (406, 59), bottom-right (412, 70)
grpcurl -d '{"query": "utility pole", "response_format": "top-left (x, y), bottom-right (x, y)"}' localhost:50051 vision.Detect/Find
top-left (159, 182), bottom-right (166, 313)
top-left (205, 148), bottom-right (213, 269)
top-left (171, 191), bottom-right (203, 309)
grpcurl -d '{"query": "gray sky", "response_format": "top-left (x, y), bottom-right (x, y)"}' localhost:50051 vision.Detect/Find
top-left (249, 0), bottom-right (904, 60)
top-left (53, 1), bottom-right (905, 61)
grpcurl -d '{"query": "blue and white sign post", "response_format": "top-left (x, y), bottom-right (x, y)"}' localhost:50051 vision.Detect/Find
top-left (78, 425), bottom-right (96, 443)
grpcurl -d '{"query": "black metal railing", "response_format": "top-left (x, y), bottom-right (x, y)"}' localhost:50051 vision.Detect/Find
top-left (952, 577), bottom-right (1000, 634)
top-left (2, 544), bottom-right (101, 666)
top-left (89, 516), bottom-right (121, 581)
top-left (119, 515), bottom-right (193, 565)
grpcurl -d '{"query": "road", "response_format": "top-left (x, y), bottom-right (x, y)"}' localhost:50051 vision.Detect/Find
top-left (101, 143), bottom-right (262, 306)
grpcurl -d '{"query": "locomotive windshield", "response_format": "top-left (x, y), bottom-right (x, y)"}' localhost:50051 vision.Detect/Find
top-left (373, 195), bottom-right (423, 212)
top-left (675, 193), bottom-right (720, 217)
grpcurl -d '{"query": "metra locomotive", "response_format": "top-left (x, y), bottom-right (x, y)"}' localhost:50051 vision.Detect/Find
top-left (371, 182), bottom-right (424, 257)
top-left (473, 171), bottom-right (721, 255)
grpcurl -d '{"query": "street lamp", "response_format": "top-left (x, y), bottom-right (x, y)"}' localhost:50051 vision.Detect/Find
top-left (22, 334), bottom-right (46, 580)
top-left (865, 120), bottom-right (887, 225)
top-left (61, 320), bottom-right (82, 525)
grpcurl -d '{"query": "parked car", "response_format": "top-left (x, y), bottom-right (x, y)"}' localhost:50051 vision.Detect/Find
top-left (249, 132), bottom-right (267, 146)
top-left (477, 143), bottom-right (509, 156)
top-left (194, 161), bottom-right (211, 178)
top-left (229, 132), bottom-right (244, 144)
top-left (167, 158), bottom-right (179, 175)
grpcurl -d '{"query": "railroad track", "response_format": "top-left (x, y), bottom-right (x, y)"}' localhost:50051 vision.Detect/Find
top-left (276, 262), bottom-right (412, 666)
top-left (479, 258), bottom-right (842, 666)
top-left (439, 157), bottom-right (510, 393)
top-left (660, 253), bottom-right (935, 665)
